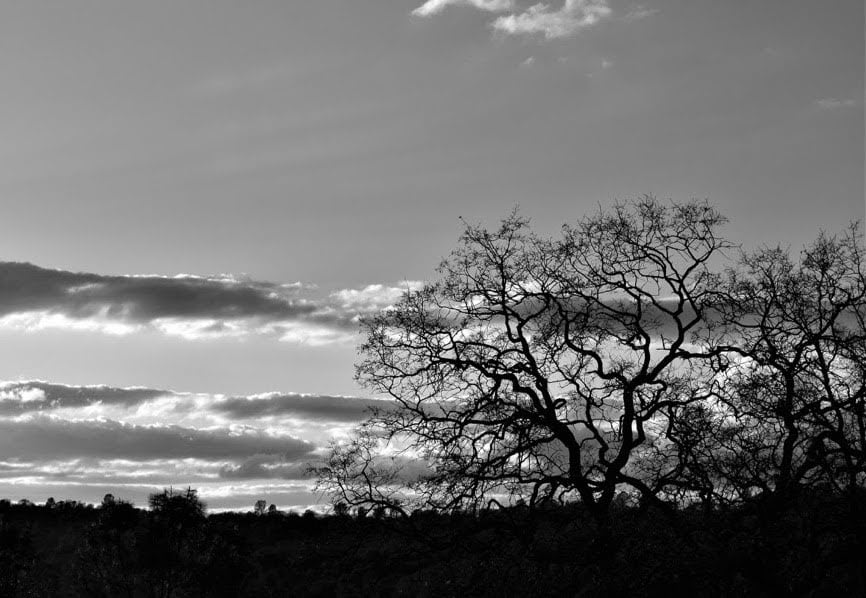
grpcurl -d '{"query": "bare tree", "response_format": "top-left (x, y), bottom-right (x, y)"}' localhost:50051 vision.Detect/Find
top-left (670, 224), bottom-right (866, 506)
top-left (317, 198), bottom-right (732, 522)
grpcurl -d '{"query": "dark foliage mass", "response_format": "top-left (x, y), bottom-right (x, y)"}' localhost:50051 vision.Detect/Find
top-left (0, 490), bottom-right (864, 597)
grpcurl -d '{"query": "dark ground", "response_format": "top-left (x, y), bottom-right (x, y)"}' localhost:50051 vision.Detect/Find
top-left (1, 491), bottom-right (865, 597)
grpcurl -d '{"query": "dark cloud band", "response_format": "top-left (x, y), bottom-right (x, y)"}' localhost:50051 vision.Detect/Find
top-left (0, 416), bottom-right (314, 461)
top-left (0, 381), bottom-right (392, 422)
top-left (0, 262), bottom-right (415, 344)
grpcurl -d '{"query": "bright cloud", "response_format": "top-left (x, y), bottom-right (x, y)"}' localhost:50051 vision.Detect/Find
top-left (493, 0), bottom-right (611, 38)
top-left (0, 380), bottom-right (390, 509)
top-left (413, 0), bottom-right (515, 17)
top-left (0, 381), bottom-right (389, 425)
top-left (414, 0), bottom-right (612, 39)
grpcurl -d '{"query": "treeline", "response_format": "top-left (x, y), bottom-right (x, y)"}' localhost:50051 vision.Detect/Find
top-left (1, 486), bottom-right (865, 596)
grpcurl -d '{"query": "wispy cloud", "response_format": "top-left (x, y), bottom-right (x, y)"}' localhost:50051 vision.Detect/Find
top-left (0, 262), bottom-right (422, 346)
top-left (191, 64), bottom-right (300, 96)
top-left (622, 4), bottom-right (659, 22)
top-left (413, 0), bottom-right (515, 17)
top-left (0, 381), bottom-right (391, 424)
top-left (493, 0), bottom-right (611, 39)
top-left (0, 416), bottom-right (314, 461)
top-left (816, 97), bottom-right (857, 110)
top-left (0, 381), bottom-right (166, 415)
top-left (214, 392), bottom-right (391, 422)
top-left (413, 0), bottom-right (611, 39)
top-left (218, 455), bottom-right (311, 480)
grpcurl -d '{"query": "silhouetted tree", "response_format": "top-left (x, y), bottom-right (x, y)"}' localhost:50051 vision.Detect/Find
top-left (253, 499), bottom-right (267, 516)
top-left (76, 498), bottom-right (140, 597)
top-left (148, 487), bottom-right (205, 520)
top-left (143, 487), bottom-right (208, 597)
top-left (318, 198), bottom-right (733, 522)
top-left (668, 224), bottom-right (866, 508)
top-left (334, 501), bottom-right (349, 517)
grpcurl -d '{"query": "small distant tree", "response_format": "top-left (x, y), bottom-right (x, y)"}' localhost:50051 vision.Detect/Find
top-left (45, 497), bottom-right (56, 509)
top-left (148, 487), bottom-right (205, 521)
top-left (101, 494), bottom-right (115, 508)
top-left (267, 503), bottom-right (279, 515)
top-left (144, 487), bottom-right (208, 597)
top-left (253, 500), bottom-right (267, 516)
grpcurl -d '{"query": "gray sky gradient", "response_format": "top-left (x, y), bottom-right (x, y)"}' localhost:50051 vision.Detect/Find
top-left (0, 0), bottom-right (862, 509)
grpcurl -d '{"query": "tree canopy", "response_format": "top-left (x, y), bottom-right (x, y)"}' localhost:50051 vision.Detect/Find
top-left (316, 198), bottom-right (866, 522)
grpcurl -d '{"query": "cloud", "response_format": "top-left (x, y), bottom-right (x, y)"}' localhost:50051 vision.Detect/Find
top-left (492, 0), bottom-right (611, 38)
top-left (0, 262), bottom-right (418, 345)
top-left (816, 98), bottom-right (857, 110)
top-left (329, 282), bottom-right (423, 313)
top-left (0, 262), bottom-right (310, 321)
top-left (218, 454), bottom-right (312, 480)
top-left (413, 0), bottom-right (610, 38)
top-left (0, 381), bottom-right (393, 426)
top-left (214, 393), bottom-right (392, 422)
top-left (0, 381), bottom-right (167, 415)
top-left (622, 4), bottom-right (659, 21)
top-left (413, 0), bottom-right (515, 17)
top-left (0, 416), bottom-right (315, 461)
top-left (0, 379), bottom-right (396, 508)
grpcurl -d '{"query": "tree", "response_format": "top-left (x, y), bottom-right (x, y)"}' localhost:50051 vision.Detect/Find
top-left (76, 498), bottom-right (140, 597)
top-left (148, 487), bottom-right (205, 521)
top-left (253, 500), bottom-right (267, 516)
top-left (317, 198), bottom-right (732, 522)
top-left (144, 487), bottom-right (208, 598)
top-left (667, 224), bottom-right (866, 507)
top-left (333, 501), bottom-right (349, 517)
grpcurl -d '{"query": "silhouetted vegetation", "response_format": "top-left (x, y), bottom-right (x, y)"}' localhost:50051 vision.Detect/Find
top-left (319, 199), bottom-right (866, 527)
top-left (0, 489), bottom-right (864, 596)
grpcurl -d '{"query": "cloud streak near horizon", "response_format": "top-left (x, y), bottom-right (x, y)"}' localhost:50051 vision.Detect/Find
top-left (0, 262), bottom-right (420, 346)
top-left (0, 380), bottom-right (392, 509)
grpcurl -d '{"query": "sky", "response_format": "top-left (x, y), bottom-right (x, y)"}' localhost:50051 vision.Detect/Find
top-left (0, 0), bottom-right (862, 510)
